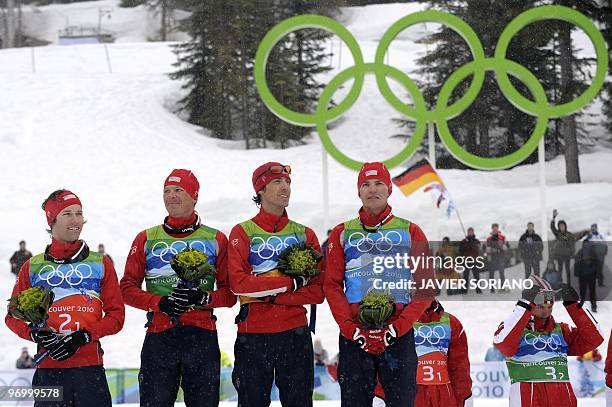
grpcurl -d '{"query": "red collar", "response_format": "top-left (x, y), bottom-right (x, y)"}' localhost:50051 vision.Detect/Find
top-left (418, 300), bottom-right (443, 323)
top-left (48, 238), bottom-right (83, 259)
top-left (253, 208), bottom-right (289, 233)
top-left (531, 315), bottom-right (556, 333)
top-left (358, 205), bottom-right (393, 228)
top-left (166, 212), bottom-right (197, 229)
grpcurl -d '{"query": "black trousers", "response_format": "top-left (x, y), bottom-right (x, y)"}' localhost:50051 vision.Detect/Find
top-left (579, 274), bottom-right (597, 311)
top-left (523, 259), bottom-right (540, 278)
top-left (232, 326), bottom-right (313, 407)
top-left (557, 258), bottom-right (572, 284)
top-left (338, 329), bottom-right (417, 407)
top-left (32, 365), bottom-right (111, 407)
top-left (139, 326), bottom-right (220, 407)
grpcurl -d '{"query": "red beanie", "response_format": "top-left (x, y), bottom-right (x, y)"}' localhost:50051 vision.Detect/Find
top-left (252, 162), bottom-right (291, 193)
top-left (44, 190), bottom-right (82, 226)
top-left (357, 162), bottom-right (392, 195)
top-left (164, 169), bottom-right (200, 201)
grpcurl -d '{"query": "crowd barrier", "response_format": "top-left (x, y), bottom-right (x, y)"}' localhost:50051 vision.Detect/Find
top-left (0, 361), bottom-right (605, 404)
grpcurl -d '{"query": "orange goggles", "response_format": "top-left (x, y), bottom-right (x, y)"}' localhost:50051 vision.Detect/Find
top-left (256, 165), bottom-right (291, 182)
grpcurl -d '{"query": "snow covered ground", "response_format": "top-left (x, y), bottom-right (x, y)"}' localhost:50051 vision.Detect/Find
top-left (0, 1), bottom-right (611, 405)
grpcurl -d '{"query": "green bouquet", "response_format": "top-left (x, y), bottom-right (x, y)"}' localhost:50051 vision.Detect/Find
top-left (359, 290), bottom-right (396, 328)
top-left (170, 249), bottom-right (214, 286)
top-left (277, 241), bottom-right (323, 277)
top-left (8, 287), bottom-right (54, 325)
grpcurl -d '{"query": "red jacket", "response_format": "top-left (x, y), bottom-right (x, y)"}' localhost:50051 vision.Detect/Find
top-left (120, 214), bottom-right (236, 332)
top-left (606, 329), bottom-right (612, 388)
top-left (494, 300), bottom-right (603, 406)
top-left (5, 239), bottom-right (125, 368)
top-left (374, 301), bottom-right (472, 407)
top-left (324, 205), bottom-right (433, 340)
top-left (228, 208), bottom-right (324, 333)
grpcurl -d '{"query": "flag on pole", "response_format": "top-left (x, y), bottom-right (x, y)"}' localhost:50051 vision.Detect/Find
top-left (391, 159), bottom-right (445, 197)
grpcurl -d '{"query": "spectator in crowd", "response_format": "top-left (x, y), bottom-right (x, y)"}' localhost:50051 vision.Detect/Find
top-left (321, 229), bottom-right (332, 260)
top-left (518, 222), bottom-right (543, 278)
top-left (485, 223), bottom-right (508, 292)
top-left (550, 209), bottom-right (588, 284)
top-left (15, 347), bottom-right (34, 369)
top-left (584, 223), bottom-right (607, 287)
top-left (575, 241), bottom-right (598, 312)
top-left (314, 338), bottom-right (329, 366)
top-left (484, 344), bottom-right (505, 362)
top-left (542, 260), bottom-right (562, 300)
top-left (9, 240), bottom-right (32, 276)
top-left (459, 227), bottom-right (481, 294)
top-left (577, 348), bottom-right (602, 362)
top-left (97, 243), bottom-right (114, 265)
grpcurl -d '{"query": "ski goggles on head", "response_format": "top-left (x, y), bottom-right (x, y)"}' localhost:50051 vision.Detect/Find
top-left (256, 164), bottom-right (291, 182)
top-left (534, 289), bottom-right (556, 305)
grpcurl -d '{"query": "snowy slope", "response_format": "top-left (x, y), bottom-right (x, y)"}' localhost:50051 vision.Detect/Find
top-left (19, 0), bottom-right (189, 44)
top-left (0, 0), bottom-right (611, 383)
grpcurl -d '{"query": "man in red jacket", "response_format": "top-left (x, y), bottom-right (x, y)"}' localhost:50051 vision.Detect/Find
top-left (606, 329), bottom-right (611, 406)
top-left (120, 169), bottom-right (236, 407)
top-left (324, 162), bottom-right (434, 407)
top-left (494, 275), bottom-right (603, 407)
top-left (228, 162), bottom-right (324, 406)
top-left (373, 299), bottom-right (472, 407)
top-left (6, 189), bottom-right (125, 406)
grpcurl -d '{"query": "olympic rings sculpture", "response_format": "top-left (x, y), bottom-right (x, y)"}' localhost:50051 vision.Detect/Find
top-left (347, 231), bottom-right (403, 253)
top-left (414, 325), bottom-right (448, 346)
top-left (151, 240), bottom-right (210, 263)
top-left (250, 235), bottom-right (300, 260)
top-left (254, 6), bottom-right (607, 170)
top-left (524, 332), bottom-right (564, 351)
top-left (39, 263), bottom-right (94, 287)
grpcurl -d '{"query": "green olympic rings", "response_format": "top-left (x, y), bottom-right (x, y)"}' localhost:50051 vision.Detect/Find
top-left (495, 5), bottom-right (609, 119)
top-left (254, 14), bottom-right (365, 126)
top-left (254, 6), bottom-right (608, 171)
top-left (436, 58), bottom-right (548, 170)
top-left (374, 10), bottom-right (486, 123)
top-left (316, 63), bottom-right (427, 170)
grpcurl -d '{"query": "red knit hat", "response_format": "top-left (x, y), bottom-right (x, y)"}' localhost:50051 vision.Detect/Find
top-left (164, 169), bottom-right (199, 201)
top-left (357, 162), bottom-right (392, 195)
top-left (44, 190), bottom-right (82, 226)
top-left (252, 162), bottom-right (291, 193)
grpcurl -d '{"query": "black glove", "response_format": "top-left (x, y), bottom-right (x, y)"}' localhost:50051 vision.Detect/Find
top-left (521, 287), bottom-right (540, 304)
top-left (171, 287), bottom-right (211, 307)
top-left (30, 328), bottom-right (59, 349)
top-left (159, 295), bottom-right (190, 316)
top-left (291, 276), bottom-right (309, 292)
top-left (552, 209), bottom-right (558, 218)
top-left (560, 284), bottom-right (580, 303)
top-left (47, 330), bottom-right (91, 361)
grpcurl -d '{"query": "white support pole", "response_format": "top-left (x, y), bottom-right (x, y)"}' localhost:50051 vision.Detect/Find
top-left (539, 137), bottom-right (547, 245)
top-left (428, 122), bottom-right (436, 169)
top-left (31, 47), bottom-right (36, 73)
top-left (322, 144), bottom-right (330, 235)
top-left (428, 122), bottom-right (439, 240)
top-left (104, 44), bottom-right (112, 73)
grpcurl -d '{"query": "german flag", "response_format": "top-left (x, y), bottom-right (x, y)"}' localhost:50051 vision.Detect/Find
top-left (392, 159), bottom-right (444, 197)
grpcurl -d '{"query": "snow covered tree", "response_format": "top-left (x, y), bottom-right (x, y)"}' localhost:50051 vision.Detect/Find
top-left (172, 0), bottom-right (339, 148)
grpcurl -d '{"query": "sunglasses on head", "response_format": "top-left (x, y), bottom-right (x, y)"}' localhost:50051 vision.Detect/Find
top-left (256, 165), bottom-right (291, 182)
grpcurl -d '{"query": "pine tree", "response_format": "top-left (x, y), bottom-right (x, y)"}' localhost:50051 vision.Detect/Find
top-left (171, 0), bottom-right (339, 148)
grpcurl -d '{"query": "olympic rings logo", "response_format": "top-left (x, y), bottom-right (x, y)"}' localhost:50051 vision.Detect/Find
top-left (414, 325), bottom-right (447, 346)
top-left (39, 263), bottom-right (93, 287)
top-left (251, 235), bottom-right (299, 260)
top-left (151, 240), bottom-right (209, 263)
top-left (347, 231), bottom-right (403, 253)
top-left (524, 332), bottom-right (563, 351)
top-left (254, 7), bottom-right (608, 170)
